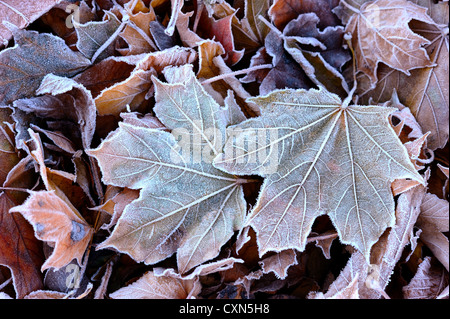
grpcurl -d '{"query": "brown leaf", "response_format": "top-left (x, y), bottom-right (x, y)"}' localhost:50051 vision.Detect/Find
top-left (417, 193), bottom-right (449, 271)
top-left (268, 0), bottom-right (340, 30)
top-left (0, 28), bottom-right (90, 105)
top-left (109, 270), bottom-right (201, 299)
top-left (403, 257), bottom-right (448, 299)
top-left (94, 46), bottom-right (197, 116)
top-left (10, 190), bottom-right (93, 271)
top-left (310, 178), bottom-right (426, 299)
top-left (259, 250), bottom-right (298, 279)
top-left (198, 8), bottom-right (244, 65)
top-left (118, 0), bottom-right (157, 55)
top-left (0, 0), bottom-right (62, 46)
top-left (14, 74), bottom-right (96, 150)
top-left (345, 0), bottom-right (436, 86)
top-left (0, 107), bottom-right (18, 185)
top-left (0, 189), bottom-right (44, 298)
top-left (357, 20), bottom-right (449, 150)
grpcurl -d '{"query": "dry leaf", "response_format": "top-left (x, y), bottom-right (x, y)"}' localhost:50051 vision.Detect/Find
top-left (214, 87), bottom-right (423, 260)
top-left (403, 257), bottom-right (448, 299)
top-left (89, 65), bottom-right (247, 273)
top-left (322, 185), bottom-right (426, 298)
top-left (344, 0), bottom-right (436, 86)
top-left (74, 11), bottom-right (122, 61)
top-left (110, 270), bottom-right (201, 299)
top-left (10, 190), bottom-right (93, 271)
top-left (268, 0), bottom-right (340, 30)
top-left (259, 249), bottom-right (298, 279)
top-left (0, 0), bottom-right (62, 46)
top-left (0, 27), bottom-right (90, 105)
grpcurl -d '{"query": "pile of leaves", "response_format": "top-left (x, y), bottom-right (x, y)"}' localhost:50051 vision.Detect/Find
top-left (0, 0), bottom-right (448, 300)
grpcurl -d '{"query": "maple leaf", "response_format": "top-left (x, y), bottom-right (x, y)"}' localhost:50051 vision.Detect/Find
top-left (214, 87), bottom-right (423, 260)
top-left (342, 0), bottom-right (437, 86)
top-left (88, 65), bottom-right (247, 273)
top-left (356, 3), bottom-right (449, 150)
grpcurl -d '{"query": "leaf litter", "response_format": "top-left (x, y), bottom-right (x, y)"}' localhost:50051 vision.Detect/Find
top-left (0, 0), bottom-right (448, 300)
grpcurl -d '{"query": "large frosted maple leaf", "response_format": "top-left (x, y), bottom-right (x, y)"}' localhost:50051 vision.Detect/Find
top-left (214, 87), bottom-right (423, 260)
top-left (88, 65), bottom-right (247, 273)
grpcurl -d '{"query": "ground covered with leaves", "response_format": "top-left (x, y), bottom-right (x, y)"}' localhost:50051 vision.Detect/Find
top-left (0, 0), bottom-right (448, 300)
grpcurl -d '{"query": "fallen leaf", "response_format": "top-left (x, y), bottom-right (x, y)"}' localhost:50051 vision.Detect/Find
top-left (197, 8), bottom-right (245, 65)
top-left (118, 0), bottom-right (158, 55)
top-left (268, 0), bottom-right (340, 30)
top-left (0, 189), bottom-right (44, 298)
top-left (259, 249), bottom-right (297, 279)
top-left (94, 46), bottom-right (196, 116)
top-left (14, 74), bottom-right (97, 150)
top-left (0, 0), bottom-right (62, 46)
top-left (9, 190), bottom-right (93, 271)
top-left (357, 12), bottom-right (449, 150)
top-left (344, 0), bottom-right (437, 86)
top-left (74, 11), bottom-right (122, 61)
top-left (321, 185), bottom-right (426, 298)
top-left (417, 193), bottom-right (449, 271)
top-left (309, 274), bottom-right (359, 299)
top-left (214, 87), bottom-right (423, 260)
top-left (109, 270), bottom-right (201, 299)
top-left (89, 65), bottom-right (247, 273)
top-left (0, 27), bottom-right (90, 105)
top-left (402, 256), bottom-right (448, 299)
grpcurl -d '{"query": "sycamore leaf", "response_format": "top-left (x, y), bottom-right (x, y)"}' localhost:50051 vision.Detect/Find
top-left (214, 87), bottom-right (423, 260)
top-left (0, 0), bottom-right (62, 46)
top-left (344, 0), bottom-right (436, 86)
top-left (89, 65), bottom-right (247, 274)
top-left (0, 27), bottom-right (90, 105)
top-left (9, 190), bottom-right (93, 271)
top-left (109, 270), bottom-right (201, 299)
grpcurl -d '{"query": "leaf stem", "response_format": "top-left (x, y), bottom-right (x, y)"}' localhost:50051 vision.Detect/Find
top-left (201, 64), bottom-right (272, 85)
top-left (234, 177), bottom-right (261, 185)
top-left (306, 231), bottom-right (338, 243)
top-left (0, 277), bottom-right (12, 291)
top-left (0, 186), bottom-right (31, 193)
top-left (257, 15), bottom-right (283, 36)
